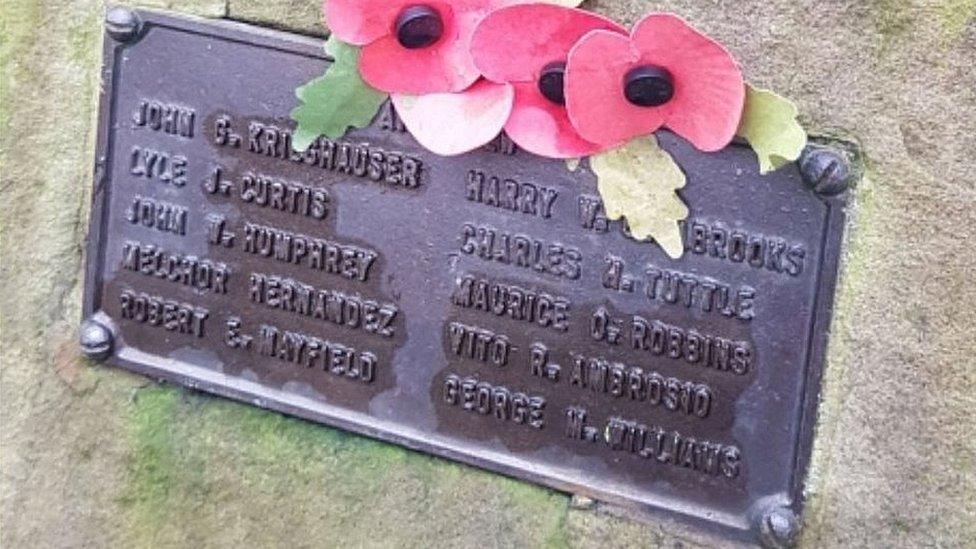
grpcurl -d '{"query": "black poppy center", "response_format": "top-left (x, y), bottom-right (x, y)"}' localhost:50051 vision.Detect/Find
top-left (623, 66), bottom-right (674, 107)
top-left (538, 62), bottom-right (567, 105)
top-left (395, 5), bottom-right (443, 49)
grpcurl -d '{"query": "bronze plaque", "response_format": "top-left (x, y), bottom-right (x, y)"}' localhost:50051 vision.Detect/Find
top-left (84, 10), bottom-right (847, 544)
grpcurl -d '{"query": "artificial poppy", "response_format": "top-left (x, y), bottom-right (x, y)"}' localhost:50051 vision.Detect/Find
top-left (325, 0), bottom-right (521, 94)
top-left (391, 80), bottom-right (515, 156)
top-left (470, 4), bottom-right (626, 158)
top-left (565, 13), bottom-right (745, 152)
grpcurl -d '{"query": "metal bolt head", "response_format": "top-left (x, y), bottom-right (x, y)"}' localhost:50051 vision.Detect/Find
top-left (760, 507), bottom-right (799, 549)
top-left (623, 65), bottom-right (674, 107)
top-left (80, 319), bottom-right (113, 362)
top-left (799, 146), bottom-right (853, 196)
top-left (395, 5), bottom-right (443, 50)
top-left (538, 62), bottom-right (567, 106)
top-left (105, 7), bottom-right (142, 43)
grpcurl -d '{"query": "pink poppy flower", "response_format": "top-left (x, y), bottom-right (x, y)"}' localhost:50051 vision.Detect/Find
top-left (391, 79), bottom-right (515, 156)
top-left (470, 4), bottom-right (626, 158)
top-left (325, 0), bottom-right (521, 94)
top-left (565, 13), bottom-right (745, 152)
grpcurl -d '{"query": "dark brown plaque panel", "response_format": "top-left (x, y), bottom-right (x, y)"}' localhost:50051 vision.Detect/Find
top-left (84, 10), bottom-right (847, 543)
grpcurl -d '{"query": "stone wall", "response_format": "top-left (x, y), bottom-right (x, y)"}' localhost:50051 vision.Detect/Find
top-left (1, 1), bottom-right (974, 547)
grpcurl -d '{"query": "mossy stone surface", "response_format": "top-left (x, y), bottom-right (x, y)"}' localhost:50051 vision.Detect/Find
top-left (2, 1), bottom-right (974, 547)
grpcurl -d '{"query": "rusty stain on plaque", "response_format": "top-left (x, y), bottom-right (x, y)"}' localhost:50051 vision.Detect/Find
top-left (83, 9), bottom-right (849, 545)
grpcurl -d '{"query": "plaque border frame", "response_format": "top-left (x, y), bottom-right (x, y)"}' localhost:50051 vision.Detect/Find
top-left (83, 9), bottom-right (848, 543)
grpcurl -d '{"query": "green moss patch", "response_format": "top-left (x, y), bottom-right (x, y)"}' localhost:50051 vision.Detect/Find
top-left (122, 385), bottom-right (572, 546)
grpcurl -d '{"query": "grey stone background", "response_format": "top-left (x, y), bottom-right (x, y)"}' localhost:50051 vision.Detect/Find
top-left (1, 0), bottom-right (974, 547)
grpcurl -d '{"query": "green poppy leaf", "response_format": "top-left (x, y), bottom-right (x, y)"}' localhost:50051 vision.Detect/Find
top-left (736, 85), bottom-right (807, 174)
top-left (290, 36), bottom-right (388, 152)
top-left (591, 136), bottom-right (689, 258)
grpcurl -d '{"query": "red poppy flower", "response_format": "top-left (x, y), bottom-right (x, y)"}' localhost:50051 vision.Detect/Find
top-left (470, 4), bottom-right (626, 158)
top-left (565, 13), bottom-right (745, 152)
top-left (391, 79), bottom-right (514, 156)
top-left (325, 0), bottom-right (522, 94)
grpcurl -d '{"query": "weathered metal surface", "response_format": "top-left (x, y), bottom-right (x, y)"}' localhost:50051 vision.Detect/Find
top-left (83, 9), bottom-right (847, 544)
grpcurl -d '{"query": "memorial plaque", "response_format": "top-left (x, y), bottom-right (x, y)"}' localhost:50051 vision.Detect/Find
top-left (83, 10), bottom-right (848, 544)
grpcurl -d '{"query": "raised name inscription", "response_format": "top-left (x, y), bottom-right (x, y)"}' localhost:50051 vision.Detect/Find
top-left (84, 12), bottom-right (845, 545)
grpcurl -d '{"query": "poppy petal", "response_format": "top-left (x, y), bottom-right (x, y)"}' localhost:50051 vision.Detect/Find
top-left (392, 80), bottom-right (515, 156)
top-left (359, 19), bottom-right (482, 94)
top-left (324, 0), bottom-right (412, 46)
top-left (471, 4), bottom-right (625, 83)
top-left (630, 14), bottom-right (744, 152)
top-left (504, 83), bottom-right (608, 158)
top-left (565, 30), bottom-right (665, 146)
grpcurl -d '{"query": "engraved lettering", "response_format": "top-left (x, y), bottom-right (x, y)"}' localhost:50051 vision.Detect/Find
top-left (565, 352), bottom-right (717, 413)
top-left (243, 223), bottom-right (377, 282)
top-left (121, 241), bottom-right (229, 294)
top-left (125, 196), bottom-right (187, 235)
top-left (442, 374), bottom-right (544, 429)
top-left (578, 194), bottom-right (610, 232)
top-left (529, 342), bottom-right (560, 382)
top-left (629, 314), bottom-right (752, 375)
top-left (645, 265), bottom-right (756, 322)
top-left (244, 121), bottom-right (422, 188)
top-left (482, 133), bottom-right (517, 155)
top-left (250, 272), bottom-right (397, 338)
top-left (447, 322), bottom-right (513, 367)
top-left (129, 146), bottom-right (187, 187)
top-left (596, 417), bottom-right (741, 480)
top-left (682, 218), bottom-right (807, 277)
top-left (239, 172), bottom-right (330, 220)
top-left (119, 289), bottom-right (208, 337)
top-left (459, 224), bottom-right (582, 280)
top-left (380, 102), bottom-right (407, 132)
top-left (465, 170), bottom-right (558, 219)
top-left (255, 322), bottom-right (376, 383)
top-left (451, 274), bottom-right (570, 332)
top-left (133, 100), bottom-right (195, 138)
